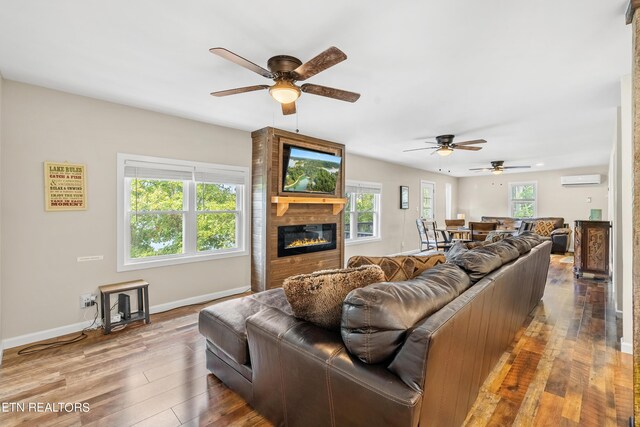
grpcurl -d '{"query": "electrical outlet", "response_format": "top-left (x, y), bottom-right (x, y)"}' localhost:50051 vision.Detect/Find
top-left (80, 293), bottom-right (97, 309)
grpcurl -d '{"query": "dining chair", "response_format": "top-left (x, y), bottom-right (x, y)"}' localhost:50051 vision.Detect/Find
top-left (445, 219), bottom-right (465, 228)
top-left (425, 221), bottom-right (454, 251)
top-left (416, 219), bottom-right (436, 251)
top-left (469, 221), bottom-right (498, 241)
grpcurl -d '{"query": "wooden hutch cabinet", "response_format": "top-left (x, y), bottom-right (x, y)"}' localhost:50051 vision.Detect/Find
top-left (573, 220), bottom-right (611, 279)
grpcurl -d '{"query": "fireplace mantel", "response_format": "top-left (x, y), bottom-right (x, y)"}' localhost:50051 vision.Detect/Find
top-left (271, 196), bottom-right (347, 216)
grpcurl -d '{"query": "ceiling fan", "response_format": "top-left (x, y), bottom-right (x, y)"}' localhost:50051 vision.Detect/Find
top-left (209, 46), bottom-right (360, 115)
top-left (469, 160), bottom-right (531, 175)
top-left (403, 135), bottom-right (486, 157)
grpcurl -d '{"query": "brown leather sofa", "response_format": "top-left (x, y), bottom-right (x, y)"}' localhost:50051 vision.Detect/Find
top-left (481, 216), bottom-right (571, 254)
top-left (199, 238), bottom-right (552, 426)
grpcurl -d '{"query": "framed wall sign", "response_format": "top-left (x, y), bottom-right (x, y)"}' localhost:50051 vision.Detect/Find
top-left (44, 161), bottom-right (87, 211)
top-left (400, 185), bottom-right (409, 209)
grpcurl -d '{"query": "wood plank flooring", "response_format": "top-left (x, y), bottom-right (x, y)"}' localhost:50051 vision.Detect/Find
top-left (0, 256), bottom-right (632, 426)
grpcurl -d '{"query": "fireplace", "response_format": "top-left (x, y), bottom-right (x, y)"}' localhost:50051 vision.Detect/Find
top-left (278, 223), bottom-right (337, 258)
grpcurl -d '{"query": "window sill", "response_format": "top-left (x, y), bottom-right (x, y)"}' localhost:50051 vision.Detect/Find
top-left (118, 249), bottom-right (248, 272)
top-left (345, 237), bottom-right (382, 247)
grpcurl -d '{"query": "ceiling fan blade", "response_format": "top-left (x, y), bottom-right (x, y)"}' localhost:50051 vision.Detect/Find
top-left (503, 166), bottom-right (531, 169)
top-left (468, 168), bottom-right (492, 171)
top-left (403, 147), bottom-right (438, 153)
top-left (210, 85), bottom-right (270, 97)
top-left (282, 102), bottom-right (296, 115)
top-left (300, 84), bottom-right (360, 102)
top-left (453, 139), bottom-right (487, 146)
top-left (453, 145), bottom-right (483, 151)
top-left (292, 46), bottom-right (347, 81)
top-left (210, 48), bottom-right (274, 79)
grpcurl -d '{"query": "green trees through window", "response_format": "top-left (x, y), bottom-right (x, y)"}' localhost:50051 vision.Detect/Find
top-left (510, 182), bottom-right (536, 218)
top-left (344, 183), bottom-right (381, 241)
top-left (129, 179), bottom-right (240, 259)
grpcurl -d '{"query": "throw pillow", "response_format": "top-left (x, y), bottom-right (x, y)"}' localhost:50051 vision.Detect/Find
top-left (445, 241), bottom-right (468, 261)
top-left (341, 263), bottom-right (470, 364)
top-left (283, 265), bottom-right (385, 331)
top-left (533, 220), bottom-right (556, 237)
top-left (347, 254), bottom-right (445, 281)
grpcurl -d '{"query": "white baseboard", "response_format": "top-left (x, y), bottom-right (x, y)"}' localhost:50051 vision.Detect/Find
top-left (1, 286), bottom-right (249, 351)
top-left (149, 286), bottom-right (250, 314)
top-left (621, 338), bottom-right (632, 355)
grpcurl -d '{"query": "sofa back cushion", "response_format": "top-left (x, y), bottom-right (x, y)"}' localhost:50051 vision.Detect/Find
top-left (283, 265), bottom-right (385, 331)
top-left (517, 231), bottom-right (543, 247)
top-left (446, 248), bottom-right (503, 282)
top-left (503, 236), bottom-right (532, 254)
top-left (341, 263), bottom-right (470, 364)
top-left (347, 254), bottom-right (445, 282)
top-left (475, 241), bottom-right (520, 264)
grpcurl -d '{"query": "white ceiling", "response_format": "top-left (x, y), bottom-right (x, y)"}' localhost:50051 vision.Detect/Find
top-left (0, 1), bottom-right (631, 177)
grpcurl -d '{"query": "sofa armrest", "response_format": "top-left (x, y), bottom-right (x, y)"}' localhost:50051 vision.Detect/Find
top-left (551, 227), bottom-right (571, 236)
top-left (246, 307), bottom-right (421, 427)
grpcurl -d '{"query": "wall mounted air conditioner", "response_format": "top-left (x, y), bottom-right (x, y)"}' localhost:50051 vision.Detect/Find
top-left (560, 174), bottom-right (602, 186)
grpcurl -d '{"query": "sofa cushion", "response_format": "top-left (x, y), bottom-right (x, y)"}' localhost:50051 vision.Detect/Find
top-left (347, 254), bottom-right (445, 281)
top-left (503, 236), bottom-right (532, 254)
top-left (341, 263), bottom-right (470, 364)
top-left (446, 247), bottom-right (503, 282)
top-left (484, 231), bottom-right (509, 243)
top-left (283, 265), bottom-right (385, 330)
top-left (445, 241), bottom-right (468, 261)
top-left (475, 241), bottom-right (520, 264)
top-left (533, 220), bottom-right (556, 237)
top-left (198, 288), bottom-right (292, 365)
top-left (465, 240), bottom-right (491, 249)
top-left (518, 231), bottom-right (543, 247)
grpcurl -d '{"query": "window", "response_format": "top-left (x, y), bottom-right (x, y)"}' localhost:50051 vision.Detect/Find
top-left (509, 181), bottom-right (537, 218)
top-left (445, 182), bottom-right (452, 220)
top-left (420, 181), bottom-right (435, 220)
top-left (344, 181), bottom-right (381, 243)
top-left (117, 153), bottom-right (249, 271)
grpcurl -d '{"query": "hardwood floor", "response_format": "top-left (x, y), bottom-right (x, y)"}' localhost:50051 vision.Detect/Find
top-left (0, 256), bottom-right (632, 426)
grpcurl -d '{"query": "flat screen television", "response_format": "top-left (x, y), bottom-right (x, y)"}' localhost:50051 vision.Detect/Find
top-left (282, 146), bottom-right (342, 194)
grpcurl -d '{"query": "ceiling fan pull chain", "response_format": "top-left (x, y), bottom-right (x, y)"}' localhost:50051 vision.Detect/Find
top-left (296, 107), bottom-right (299, 133)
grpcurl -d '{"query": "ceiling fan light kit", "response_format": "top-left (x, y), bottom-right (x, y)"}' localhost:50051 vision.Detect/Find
top-left (437, 146), bottom-right (454, 156)
top-left (491, 169), bottom-right (503, 175)
top-left (269, 80), bottom-right (300, 104)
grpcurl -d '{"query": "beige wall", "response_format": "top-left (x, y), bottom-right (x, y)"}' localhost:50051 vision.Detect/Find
top-left (457, 165), bottom-right (609, 248)
top-left (344, 154), bottom-right (458, 260)
top-left (1, 81), bottom-right (252, 341)
top-left (0, 74), bottom-right (4, 359)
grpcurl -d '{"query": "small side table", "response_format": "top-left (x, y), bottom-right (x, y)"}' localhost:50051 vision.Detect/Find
top-left (99, 279), bottom-right (150, 334)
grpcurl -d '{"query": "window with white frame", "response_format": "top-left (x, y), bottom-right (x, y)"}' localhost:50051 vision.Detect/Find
top-left (420, 181), bottom-right (435, 220)
top-left (509, 181), bottom-right (537, 218)
top-left (445, 182), bottom-right (452, 219)
top-left (117, 153), bottom-right (249, 271)
top-left (344, 181), bottom-right (381, 243)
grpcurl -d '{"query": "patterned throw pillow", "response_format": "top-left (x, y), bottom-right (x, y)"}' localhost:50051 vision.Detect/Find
top-left (347, 254), bottom-right (445, 281)
top-left (533, 220), bottom-right (556, 237)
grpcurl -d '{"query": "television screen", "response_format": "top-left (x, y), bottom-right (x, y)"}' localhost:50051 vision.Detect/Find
top-left (283, 147), bottom-right (342, 194)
